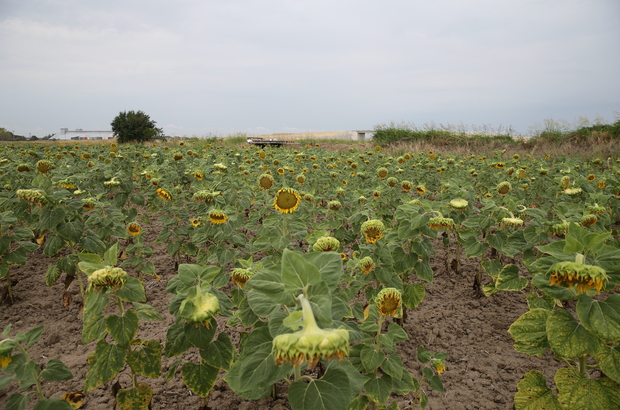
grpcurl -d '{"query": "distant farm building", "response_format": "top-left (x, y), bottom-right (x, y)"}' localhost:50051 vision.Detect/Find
top-left (51, 128), bottom-right (115, 140)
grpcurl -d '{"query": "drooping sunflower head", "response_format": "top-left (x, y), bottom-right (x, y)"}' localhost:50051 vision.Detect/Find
top-left (258, 174), bottom-right (275, 190)
top-left (517, 169), bottom-right (527, 179)
top-left (208, 209), bottom-right (228, 224)
top-left (548, 256), bottom-right (609, 295)
top-left (564, 187), bottom-right (582, 196)
top-left (312, 236), bottom-right (341, 252)
top-left (416, 185), bottom-right (426, 195)
top-left (104, 177), bottom-right (121, 188)
top-left (376, 167), bottom-right (388, 179)
top-left (193, 190), bottom-right (219, 202)
top-left (327, 200), bottom-right (342, 211)
top-left (429, 217), bottom-right (455, 230)
top-left (302, 192), bottom-right (314, 203)
top-left (549, 220), bottom-right (570, 236)
top-left (213, 163), bottom-right (227, 173)
top-left (82, 198), bottom-right (96, 210)
top-left (587, 205), bottom-right (605, 216)
top-left (274, 188), bottom-right (301, 214)
top-left (580, 214), bottom-right (598, 227)
top-left (358, 195), bottom-right (367, 204)
top-left (36, 160), bottom-right (53, 174)
top-left (386, 177), bottom-right (398, 188)
top-left (496, 181), bottom-right (511, 196)
top-left (87, 267), bottom-right (128, 293)
top-left (360, 256), bottom-right (375, 275)
top-left (501, 217), bottom-right (524, 229)
top-left (126, 222), bottom-right (142, 236)
top-left (361, 219), bottom-right (385, 244)
top-left (0, 339), bottom-right (14, 368)
top-left (16, 189), bottom-right (47, 208)
top-left (156, 188), bottom-right (172, 201)
top-left (376, 288), bottom-right (402, 318)
top-left (16, 164), bottom-right (31, 172)
top-left (449, 198), bottom-right (468, 211)
top-left (179, 290), bottom-right (220, 326)
top-left (401, 181), bottom-right (413, 192)
top-left (230, 268), bottom-right (254, 287)
top-left (598, 180), bottom-right (606, 189)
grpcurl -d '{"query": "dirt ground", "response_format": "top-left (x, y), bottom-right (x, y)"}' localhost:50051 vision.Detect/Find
top-left (0, 222), bottom-right (562, 410)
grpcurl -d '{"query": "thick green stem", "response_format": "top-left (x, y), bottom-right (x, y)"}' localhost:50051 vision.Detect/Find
top-left (579, 356), bottom-right (587, 377)
top-left (294, 365), bottom-right (302, 382)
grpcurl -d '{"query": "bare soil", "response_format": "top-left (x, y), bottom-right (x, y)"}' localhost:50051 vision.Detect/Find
top-left (0, 224), bottom-right (562, 410)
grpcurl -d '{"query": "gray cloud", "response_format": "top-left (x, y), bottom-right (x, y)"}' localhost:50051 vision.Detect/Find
top-left (1, 0), bottom-right (619, 137)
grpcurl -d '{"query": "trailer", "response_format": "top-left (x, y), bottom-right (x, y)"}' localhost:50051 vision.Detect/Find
top-left (246, 137), bottom-right (298, 148)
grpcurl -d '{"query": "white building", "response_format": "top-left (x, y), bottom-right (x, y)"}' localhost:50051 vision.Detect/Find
top-left (51, 128), bottom-right (115, 140)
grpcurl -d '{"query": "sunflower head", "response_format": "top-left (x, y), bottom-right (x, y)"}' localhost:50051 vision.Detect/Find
top-left (496, 181), bottom-right (511, 196)
top-left (230, 268), bottom-right (254, 287)
top-left (360, 256), bottom-right (375, 275)
top-left (327, 200), bottom-right (342, 211)
top-left (190, 217), bottom-right (201, 227)
top-left (433, 359), bottom-right (446, 375)
top-left (0, 339), bottom-right (14, 368)
top-left (376, 288), bottom-right (402, 318)
top-left (384, 177), bottom-right (398, 189)
top-left (429, 217), bottom-right (455, 230)
top-left (548, 255), bottom-right (609, 295)
top-left (16, 189), bottom-right (47, 208)
top-left (258, 174), bottom-right (275, 190)
top-left (156, 188), bottom-right (172, 200)
top-left (517, 169), bottom-right (527, 179)
top-left (401, 181), bottom-right (413, 192)
top-left (358, 196), bottom-right (367, 204)
top-left (296, 174), bottom-right (306, 184)
top-left (208, 209), bottom-right (228, 224)
top-left (564, 187), bottom-right (582, 196)
top-left (549, 220), bottom-right (570, 236)
top-left (580, 214), bottom-right (597, 227)
top-left (126, 222), bottom-right (142, 236)
top-left (598, 180), bottom-right (606, 189)
top-left (35, 160), bottom-right (53, 174)
top-left (416, 185), bottom-right (426, 195)
top-left (361, 219), bottom-right (385, 244)
top-left (587, 205), bottom-right (605, 215)
top-left (16, 164), bottom-right (31, 172)
top-left (560, 176), bottom-right (570, 190)
top-left (449, 198), bottom-right (468, 211)
top-left (213, 163), bottom-right (227, 172)
top-left (587, 174), bottom-right (596, 182)
top-left (194, 171), bottom-right (204, 181)
top-left (87, 267), bottom-right (128, 293)
top-left (193, 190), bottom-right (219, 202)
top-left (376, 167), bottom-right (388, 179)
top-left (274, 188), bottom-right (301, 214)
top-left (104, 178), bottom-right (121, 188)
top-left (312, 236), bottom-right (340, 252)
top-left (82, 198), bottom-right (96, 210)
top-left (179, 289), bottom-right (220, 326)
top-left (501, 217), bottom-right (524, 229)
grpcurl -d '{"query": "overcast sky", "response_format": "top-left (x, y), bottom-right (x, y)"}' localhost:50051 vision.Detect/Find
top-left (1, 0), bottom-right (619, 137)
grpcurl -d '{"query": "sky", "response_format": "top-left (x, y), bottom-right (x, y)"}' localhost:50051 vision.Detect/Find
top-left (1, 0), bottom-right (619, 138)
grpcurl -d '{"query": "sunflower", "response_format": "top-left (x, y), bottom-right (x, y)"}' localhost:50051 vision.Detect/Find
top-left (429, 217), bottom-right (455, 230)
top-left (497, 181), bottom-right (511, 195)
top-left (598, 180), bottom-right (606, 189)
top-left (587, 174), bottom-right (596, 182)
top-left (296, 174), bottom-right (306, 184)
top-left (126, 222), bottom-right (142, 236)
top-left (190, 218), bottom-right (201, 227)
top-left (36, 160), bottom-right (52, 174)
top-left (416, 185), bottom-right (426, 195)
top-left (156, 188), bottom-right (172, 201)
top-left (376, 167), bottom-right (388, 179)
top-left (580, 214), bottom-right (597, 227)
top-left (360, 257), bottom-right (375, 275)
top-left (548, 256), bottom-right (608, 295)
top-left (376, 288), bottom-right (402, 318)
top-left (386, 177), bottom-right (398, 188)
top-left (327, 200), bottom-right (342, 211)
top-left (230, 268), bottom-right (253, 287)
top-left (401, 181), bottom-right (413, 192)
top-left (312, 236), bottom-right (340, 252)
top-left (17, 164), bottom-right (31, 172)
top-left (361, 220), bottom-right (385, 244)
top-left (258, 174), bottom-right (275, 190)
top-left (194, 171), bottom-right (204, 181)
top-left (274, 188), bottom-right (301, 214)
top-left (208, 209), bottom-right (228, 224)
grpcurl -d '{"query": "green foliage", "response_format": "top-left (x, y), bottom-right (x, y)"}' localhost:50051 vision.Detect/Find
top-left (111, 110), bottom-right (162, 144)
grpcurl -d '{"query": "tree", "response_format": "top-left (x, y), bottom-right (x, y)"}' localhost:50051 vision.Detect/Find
top-left (110, 110), bottom-right (162, 144)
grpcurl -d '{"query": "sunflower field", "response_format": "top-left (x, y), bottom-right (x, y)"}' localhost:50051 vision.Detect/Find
top-left (1, 140), bottom-right (620, 410)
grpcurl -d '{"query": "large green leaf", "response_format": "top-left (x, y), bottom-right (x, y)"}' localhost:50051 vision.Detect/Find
top-left (115, 277), bottom-right (146, 302)
top-left (391, 247), bottom-right (418, 275)
top-left (514, 370), bottom-right (562, 410)
top-left (6, 393), bottom-right (31, 410)
top-left (38, 208), bottom-right (65, 231)
top-left (201, 332), bottom-right (235, 371)
top-left (595, 346), bottom-right (620, 384)
top-left (402, 283), bottom-right (425, 309)
top-left (508, 309), bottom-right (551, 351)
top-left (413, 260), bottom-right (433, 283)
top-left (84, 340), bottom-right (127, 393)
top-left (577, 295), bottom-right (620, 344)
top-left (116, 383), bottom-right (152, 410)
top-left (127, 339), bottom-right (162, 379)
top-left (245, 268), bottom-right (292, 305)
top-left (289, 368), bottom-right (350, 410)
top-left (105, 309), bottom-right (139, 347)
top-left (40, 359), bottom-right (73, 382)
top-left (164, 320), bottom-right (192, 358)
top-left (57, 220), bottom-right (84, 244)
top-left (555, 366), bottom-right (620, 409)
top-left (247, 289), bottom-right (280, 318)
top-left (496, 264), bottom-right (528, 291)
top-left (303, 251), bottom-right (343, 290)
top-left (546, 309), bottom-right (597, 358)
top-left (132, 302), bottom-right (163, 321)
top-left (281, 248), bottom-right (321, 292)
top-left (181, 362), bottom-right (219, 398)
top-left (184, 320), bottom-right (216, 350)
top-left (363, 373), bottom-right (393, 405)
top-left (360, 345), bottom-right (385, 372)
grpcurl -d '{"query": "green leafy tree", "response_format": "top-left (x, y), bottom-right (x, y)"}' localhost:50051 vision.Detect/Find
top-left (111, 111), bottom-right (162, 144)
